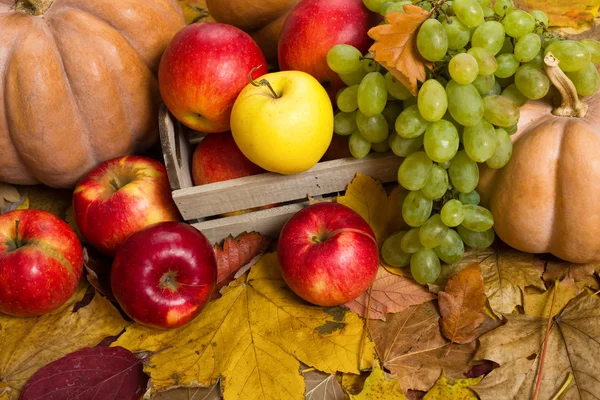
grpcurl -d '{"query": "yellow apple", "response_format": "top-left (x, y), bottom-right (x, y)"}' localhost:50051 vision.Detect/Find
top-left (230, 70), bottom-right (334, 174)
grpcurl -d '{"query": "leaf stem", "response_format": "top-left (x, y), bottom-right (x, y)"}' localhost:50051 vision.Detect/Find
top-left (247, 66), bottom-right (280, 99)
top-left (533, 280), bottom-right (560, 400)
top-left (551, 372), bottom-right (573, 400)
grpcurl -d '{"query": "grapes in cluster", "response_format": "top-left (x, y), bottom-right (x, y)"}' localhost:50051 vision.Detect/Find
top-left (328, 0), bottom-right (600, 285)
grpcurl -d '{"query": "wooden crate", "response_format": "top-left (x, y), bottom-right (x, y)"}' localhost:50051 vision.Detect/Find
top-left (158, 105), bottom-right (403, 243)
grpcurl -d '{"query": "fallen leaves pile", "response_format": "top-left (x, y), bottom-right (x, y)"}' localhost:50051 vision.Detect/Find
top-left (2, 174), bottom-right (600, 400)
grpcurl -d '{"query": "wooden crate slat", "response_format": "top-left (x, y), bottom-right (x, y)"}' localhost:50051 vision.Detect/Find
top-left (159, 105), bottom-right (194, 190)
top-left (173, 153), bottom-right (402, 220)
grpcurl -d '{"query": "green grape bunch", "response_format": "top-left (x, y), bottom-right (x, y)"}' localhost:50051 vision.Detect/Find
top-left (326, 0), bottom-right (600, 285)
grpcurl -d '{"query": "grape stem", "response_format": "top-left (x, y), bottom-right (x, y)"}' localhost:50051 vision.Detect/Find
top-left (247, 65), bottom-right (280, 99)
top-left (543, 52), bottom-right (588, 118)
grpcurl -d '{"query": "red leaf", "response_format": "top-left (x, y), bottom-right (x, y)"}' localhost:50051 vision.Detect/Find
top-left (20, 346), bottom-right (148, 400)
top-left (213, 232), bottom-right (270, 295)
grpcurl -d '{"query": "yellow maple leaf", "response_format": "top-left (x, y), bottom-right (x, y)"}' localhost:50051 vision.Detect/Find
top-left (337, 174), bottom-right (400, 246)
top-left (114, 253), bottom-right (375, 399)
top-left (423, 375), bottom-right (481, 400)
top-left (0, 285), bottom-right (127, 398)
top-left (349, 367), bottom-right (407, 400)
top-left (178, 0), bottom-right (214, 24)
top-left (524, 278), bottom-right (580, 318)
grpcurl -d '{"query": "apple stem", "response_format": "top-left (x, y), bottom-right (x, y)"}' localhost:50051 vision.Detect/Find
top-left (14, 219), bottom-right (21, 248)
top-left (248, 66), bottom-right (280, 99)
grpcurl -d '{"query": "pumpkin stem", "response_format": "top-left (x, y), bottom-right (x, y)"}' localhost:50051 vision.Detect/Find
top-left (13, 0), bottom-right (54, 16)
top-left (544, 52), bottom-right (588, 118)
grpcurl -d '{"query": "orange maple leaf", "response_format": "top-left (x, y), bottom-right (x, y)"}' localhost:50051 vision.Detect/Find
top-left (368, 5), bottom-right (433, 96)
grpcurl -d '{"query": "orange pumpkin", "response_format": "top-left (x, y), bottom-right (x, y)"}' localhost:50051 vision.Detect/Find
top-left (479, 53), bottom-right (600, 263)
top-left (0, 0), bottom-right (185, 188)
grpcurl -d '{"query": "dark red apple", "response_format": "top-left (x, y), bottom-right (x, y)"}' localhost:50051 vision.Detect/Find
top-left (111, 221), bottom-right (217, 329)
top-left (277, 202), bottom-right (379, 306)
top-left (278, 0), bottom-right (376, 93)
top-left (0, 209), bottom-right (83, 316)
top-left (159, 22), bottom-right (268, 133)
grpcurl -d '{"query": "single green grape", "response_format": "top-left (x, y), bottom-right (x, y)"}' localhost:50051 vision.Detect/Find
top-left (459, 190), bottom-right (480, 205)
top-left (514, 33), bottom-right (541, 62)
top-left (356, 111), bottom-right (389, 143)
top-left (544, 40), bottom-right (591, 72)
top-left (477, 0), bottom-right (490, 5)
top-left (446, 80), bottom-right (484, 127)
top-left (339, 68), bottom-right (368, 86)
top-left (382, 102), bottom-right (403, 127)
top-left (483, 95), bottom-right (520, 127)
top-left (396, 105), bottom-right (430, 138)
top-left (349, 130), bottom-right (371, 159)
top-left (385, 72), bottom-right (412, 100)
top-left (482, 81), bottom-right (502, 97)
top-left (382, 231), bottom-right (412, 267)
top-left (441, 199), bottom-right (465, 227)
top-left (401, 227), bottom-right (424, 254)
top-left (398, 151), bottom-right (433, 191)
top-left (327, 44), bottom-right (362, 74)
top-left (418, 79), bottom-right (448, 122)
top-left (361, 57), bottom-right (381, 73)
top-left (363, 0), bottom-right (388, 13)
top-left (493, 0), bottom-right (514, 17)
top-left (410, 249), bottom-right (442, 284)
top-left (486, 128), bottom-right (513, 169)
top-left (503, 10), bottom-right (535, 39)
top-left (514, 64), bottom-right (550, 99)
top-left (382, 0), bottom-right (410, 15)
top-left (443, 16), bottom-right (471, 50)
top-left (495, 53), bottom-right (520, 78)
top-left (402, 190), bottom-right (433, 227)
top-left (334, 111), bottom-right (357, 136)
top-left (566, 62), bottom-right (600, 97)
top-left (457, 226), bottom-right (495, 249)
top-left (449, 53), bottom-right (480, 84)
top-left (337, 85), bottom-right (359, 112)
top-left (453, 0), bottom-right (484, 27)
top-left (530, 10), bottom-right (549, 26)
top-left (526, 50), bottom-right (544, 69)
top-left (419, 214), bottom-right (449, 248)
top-left (358, 72), bottom-right (387, 117)
top-left (501, 83), bottom-right (528, 106)
top-left (389, 133), bottom-right (424, 157)
top-left (417, 19), bottom-right (449, 61)
top-left (580, 39), bottom-right (600, 66)
top-left (421, 165), bottom-right (449, 200)
top-left (505, 124), bottom-right (518, 135)
top-left (472, 74), bottom-right (496, 96)
top-left (461, 205), bottom-right (494, 231)
top-left (448, 150), bottom-right (479, 193)
top-left (463, 119), bottom-right (496, 162)
top-left (423, 119), bottom-right (459, 163)
top-left (434, 229), bottom-right (465, 264)
top-left (468, 47), bottom-right (498, 76)
top-left (371, 139), bottom-right (390, 153)
top-left (471, 21), bottom-right (505, 55)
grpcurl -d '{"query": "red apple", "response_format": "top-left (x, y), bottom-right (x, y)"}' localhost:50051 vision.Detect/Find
top-left (111, 221), bottom-right (217, 329)
top-left (277, 202), bottom-right (379, 306)
top-left (192, 131), bottom-right (265, 185)
top-left (0, 209), bottom-right (83, 316)
top-left (73, 156), bottom-right (181, 256)
top-left (159, 22), bottom-right (268, 133)
top-left (278, 0), bottom-right (376, 93)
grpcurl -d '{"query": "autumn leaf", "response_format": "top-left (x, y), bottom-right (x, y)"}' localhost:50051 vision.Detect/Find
top-left (213, 232), bottom-right (269, 296)
top-left (304, 370), bottom-right (344, 400)
top-left (0, 183), bottom-right (26, 214)
top-left (368, 302), bottom-right (476, 392)
top-left (83, 247), bottom-right (115, 301)
top-left (113, 253), bottom-right (375, 399)
top-left (342, 373), bottom-right (369, 396)
top-left (152, 383), bottom-right (221, 400)
top-left (524, 278), bottom-right (580, 318)
top-left (345, 267), bottom-right (436, 320)
top-left (349, 367), bottom-right (407, 400)
top-left (473, 293), bottom-right (600, 400)
top-left (422, 375), bottom-right (481, 400)
top-left (514, 0), bottom-right (599, 28)
top-left (0, 285), bottom-right (128, 399)
top-left (439, 264), bottom-right (486, 345)
top-left (543, 257), bottom-right (600, 290)
top-left (368, 6), bottom-right (432, 96)
top-left (178, 0), bottom-right (213, 24)
top-left (16, 186), bottom-right (72, 219)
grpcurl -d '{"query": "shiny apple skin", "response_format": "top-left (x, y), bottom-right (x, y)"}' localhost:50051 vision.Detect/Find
top-left (277, 202), bottom-right (379, 306)
top-left (73, 156), bottom-right (181, 257)
top-left (111, 221), bottom-right (217, 329)
top-left (278, 0), bottom-right (376, 92)
top-left (0, 209), bottom-right (83, 316)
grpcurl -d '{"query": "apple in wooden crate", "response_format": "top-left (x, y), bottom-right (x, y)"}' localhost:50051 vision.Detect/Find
top-left (278, 0), bottom-right (376, 93)
top-left (0, 209), bottom-right (83, 316)
top-left (158, 22), bottom-right (268, 133)
top-left (111, 221), bottom-right (217, 329)
top-left (73, 156), bottom-right (180, 256)
top-left (277, 203), bottom-right (379, 306)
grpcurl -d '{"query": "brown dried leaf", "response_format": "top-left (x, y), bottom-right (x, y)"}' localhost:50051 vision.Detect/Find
top-left (368, 6), bottom-right (433, 96)
top-left (368, 302), bottom-right (476, 392)
top-left (83, 247), bottom-right (115, 301)
top-left (304, 370), bottom-right (344, 400)
top-left (0, 183), bottom-right (25, 214)
top-left (542, 257), bottom-right (600, 290)
top-left (345, 267), bottom-right (436, 320)
top-left (439, 264), bottom-right (486, 345)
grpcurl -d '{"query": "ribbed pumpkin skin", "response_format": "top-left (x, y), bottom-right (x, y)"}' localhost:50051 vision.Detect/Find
top-left (478, 90), bottom-right (600, 263)
top-left (0, 0), bottom-right (185, 188)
